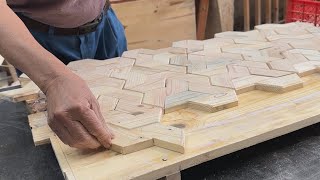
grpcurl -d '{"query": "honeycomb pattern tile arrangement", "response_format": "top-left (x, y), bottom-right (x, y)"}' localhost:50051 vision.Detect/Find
top-left (29, 22), bottom-right (320, 154)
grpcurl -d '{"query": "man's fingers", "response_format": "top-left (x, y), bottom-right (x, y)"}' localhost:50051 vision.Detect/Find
top-left (48, 119), bottom-right (73, 146)
top-left (77, 107), bottom-right (113, 149)
top-left (64, 120), bottom-right (101, 149)
top-left (49, 110), bottom-right (101, 149)
top-left (91, 100), bottom-right (115, 139)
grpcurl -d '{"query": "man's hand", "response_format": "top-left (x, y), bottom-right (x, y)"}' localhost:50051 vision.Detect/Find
top-left (45, 73), bottom-right (114, 149)
top-left (0, 3), bottom-right (114, 149)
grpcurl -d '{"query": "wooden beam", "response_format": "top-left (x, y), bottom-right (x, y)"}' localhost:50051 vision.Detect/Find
top-left (255, 0), bottom-right (262, 25)
top-left (273, 0), bottom-right (279, 23)
top-left (266, 0), bottom-right (272, 23)
top-left (197, 0), bottom-right (210, 40)
top-left (243, 0), bottom-right (250, 31)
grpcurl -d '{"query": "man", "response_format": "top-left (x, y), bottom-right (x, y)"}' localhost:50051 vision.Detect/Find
top-left (0, 1), bottom-right (127, 149)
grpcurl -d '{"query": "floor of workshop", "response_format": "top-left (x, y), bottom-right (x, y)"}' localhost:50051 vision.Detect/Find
top-left (2, 99), bottom-right (320, 180)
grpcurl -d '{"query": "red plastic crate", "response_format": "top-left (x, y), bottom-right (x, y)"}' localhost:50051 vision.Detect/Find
top-left (286, 0), bottom-right (320, 26)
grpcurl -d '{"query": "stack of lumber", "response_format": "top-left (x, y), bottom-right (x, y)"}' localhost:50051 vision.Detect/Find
top-left (0, 55), bottom-right (20, 92)
top-left (3, 22), bottom-right (320, 179)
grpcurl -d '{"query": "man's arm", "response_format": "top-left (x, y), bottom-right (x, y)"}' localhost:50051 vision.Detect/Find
top-left (0, 2), bottom-right (114, 149)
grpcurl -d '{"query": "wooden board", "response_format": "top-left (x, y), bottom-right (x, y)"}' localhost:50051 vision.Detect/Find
top-left (11, 22), bottom-right (320, 179)
top-left (111, 0), bottom-right (196, 50)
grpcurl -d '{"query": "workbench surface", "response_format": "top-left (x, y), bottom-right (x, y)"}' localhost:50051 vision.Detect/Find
top-left (2, 99), bottom-right (320, 180)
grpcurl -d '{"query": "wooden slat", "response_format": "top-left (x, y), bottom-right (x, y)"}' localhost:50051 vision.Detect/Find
top-left (266, 0), bottom-right (272, 23)
top-left (197, 0), bottom-right (210, 40)
top-left (273, 0), bottom-right (279, 23)
top-left (255, 0), bottom-right (262, 25)
top-left (243, 0), bottom-right (250, 31)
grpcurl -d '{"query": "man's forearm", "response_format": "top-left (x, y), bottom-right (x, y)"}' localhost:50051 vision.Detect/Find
top-left (0, 2), bottom-right (72, 92)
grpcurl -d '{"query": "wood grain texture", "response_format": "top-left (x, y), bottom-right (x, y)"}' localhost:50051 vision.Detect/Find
top-left (15, 22), bottom-right (320, 180)
top-left (112, 0), bottom-right (196, 49)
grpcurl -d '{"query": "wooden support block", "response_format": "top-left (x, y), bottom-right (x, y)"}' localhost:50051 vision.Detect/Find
top-left (28, 112), bottom-right (52, 146)
top-left (134, 123), bottom-right (185, 153)
top-left (256, 74), bottom-right (303, 93)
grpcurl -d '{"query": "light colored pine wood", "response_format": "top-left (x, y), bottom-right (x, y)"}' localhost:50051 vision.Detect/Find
top-left (49, 74), bottom-right (320, 180)
top-left (17, 22), bottom-right (320, 180)
top-left (255, 74), bottom-right (303, 93)
top-left (227, 65), bottom-right (250, 79)
top-left (232, 75), bottom-right (271, 94)
top-left (268, 59), bottom-right (297, 73)
top-left (249, 67), bottom-right (293, 77)
top-left (134, 123), bottom-right (185, 153)
top-left (210, 73), bottom-right (234, 88)
top-left (28, 112), bottom-right (52, 146)
top-left (109, 125), bottom-right (154, 155)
